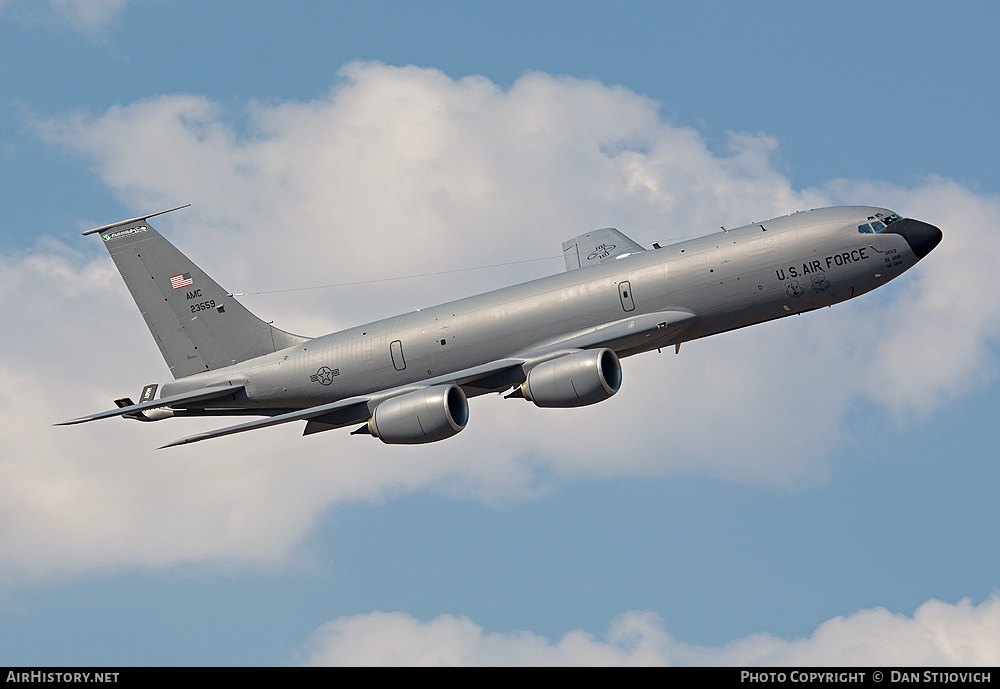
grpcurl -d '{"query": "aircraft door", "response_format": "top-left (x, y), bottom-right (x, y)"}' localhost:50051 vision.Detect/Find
top-left (390, 339), bottom-right (406, 371)
top-left (619, 281), bottom-right (635, 312)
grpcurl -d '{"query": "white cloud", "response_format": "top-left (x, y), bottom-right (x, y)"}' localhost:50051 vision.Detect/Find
top-left (0, 0), bottom-right (128, 35)
top-left (297, 596), bottom-right (1000, 666)
top-left (835, 179), bottom-right (1000, 415)
top-left (3, 63), bottom-right (998, 579)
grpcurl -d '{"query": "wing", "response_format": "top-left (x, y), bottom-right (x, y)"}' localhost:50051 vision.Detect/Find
top-left (159, 395), bottom-right (373, 448)
top-left (157, 358), bottom-right (528, 448)
top-left (562, 227), bottom-right (647, 271)
top-left (155, 310), bottom-right (698, 448)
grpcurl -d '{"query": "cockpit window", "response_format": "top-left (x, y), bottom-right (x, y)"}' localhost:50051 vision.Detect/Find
top-left (858, 213), bottom-right (901, 233)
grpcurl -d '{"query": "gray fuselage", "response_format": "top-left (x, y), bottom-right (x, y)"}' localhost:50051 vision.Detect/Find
top-left (160, 206), bottom-right (929, 410)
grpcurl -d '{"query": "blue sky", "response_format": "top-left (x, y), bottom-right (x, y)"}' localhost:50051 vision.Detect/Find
top-left (1, 0), bottom-right (998, 666)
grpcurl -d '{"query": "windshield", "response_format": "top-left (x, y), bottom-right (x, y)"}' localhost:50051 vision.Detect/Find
top-left (857, 213), bottom-right (901, 234)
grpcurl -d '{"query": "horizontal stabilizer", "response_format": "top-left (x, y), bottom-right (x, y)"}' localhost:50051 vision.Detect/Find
top-left (562, 228), bottom-right (646, 271)
top-left (56, 384), bottom-right (245, 426)
top-left (81, 205), bottom-right (191, 236)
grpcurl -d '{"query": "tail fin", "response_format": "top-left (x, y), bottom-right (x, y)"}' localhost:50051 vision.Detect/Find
top-left (85, 206), bottom-right (308, 378)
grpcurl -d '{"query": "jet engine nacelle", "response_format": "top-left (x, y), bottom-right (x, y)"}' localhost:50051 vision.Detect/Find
top-left (521, 348), bottom-right (622, 408)
top-left (368, 384), bottom-right (470, 444)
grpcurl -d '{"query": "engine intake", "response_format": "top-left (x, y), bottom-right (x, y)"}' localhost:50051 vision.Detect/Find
top-left (521, 348), bottom-right (622, 408)
top-left (368, 384), bottom-right (469, 444)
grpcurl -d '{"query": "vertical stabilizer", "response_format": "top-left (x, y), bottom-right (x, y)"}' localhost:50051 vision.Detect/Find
top-left (85, 207), bottom-right (308, 378)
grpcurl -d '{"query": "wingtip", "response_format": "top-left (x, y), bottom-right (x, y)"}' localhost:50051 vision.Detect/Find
top-left (158, 437), bottom-right (193, 450)
top-left (159, 429), bottom-right (215, 449)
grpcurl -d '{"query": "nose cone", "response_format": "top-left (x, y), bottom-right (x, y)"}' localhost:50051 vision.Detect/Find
top-left (886, 218), bottom-right (943, 260)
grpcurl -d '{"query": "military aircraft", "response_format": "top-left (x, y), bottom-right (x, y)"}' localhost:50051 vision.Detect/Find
top-left (58, 205), bottom-right (941, 448)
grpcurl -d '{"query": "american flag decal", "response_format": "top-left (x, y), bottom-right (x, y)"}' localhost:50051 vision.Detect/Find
top-left (170, 273), bottom-right (193, 289)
